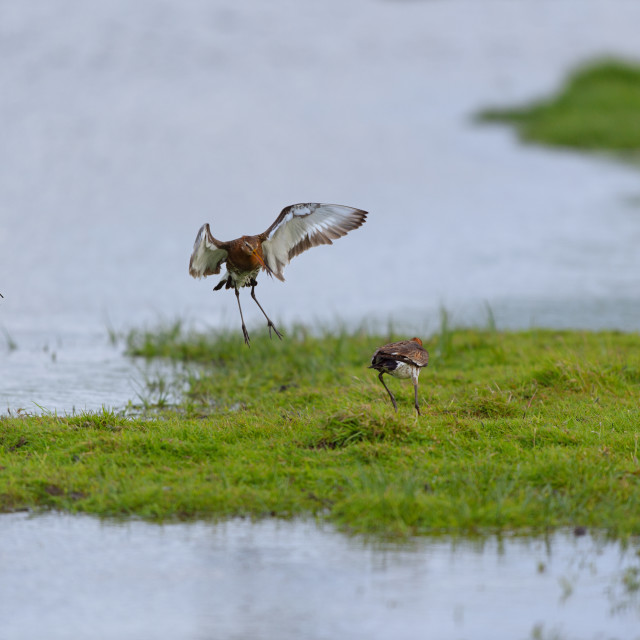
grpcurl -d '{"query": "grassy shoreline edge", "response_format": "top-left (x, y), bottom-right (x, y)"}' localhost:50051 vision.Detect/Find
top-left (477, 57), bottom-right (640, 160)
top-left (2, 324), bottom-right (640, 539)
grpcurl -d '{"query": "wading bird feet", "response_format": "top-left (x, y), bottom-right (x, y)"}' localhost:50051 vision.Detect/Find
top-left (268, 322), bottom-right (283, 341)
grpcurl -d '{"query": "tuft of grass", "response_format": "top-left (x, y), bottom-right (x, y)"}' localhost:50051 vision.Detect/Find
top-left (477, 58), bottom-right (640, 155)
top-left (307, 412), bottom-right (414, 450)
top-left (2, 324), bottom-right (640, 538)
top-left (2, 327), bottom-right (18, 352)
top-left (434, 308), bottom-right (454, 359)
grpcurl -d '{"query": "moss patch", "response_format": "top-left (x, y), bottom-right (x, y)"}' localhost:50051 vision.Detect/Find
top-left (2, 325), bottom-right (640, 538)
top-left (478, 58), bottom-right (640, 155)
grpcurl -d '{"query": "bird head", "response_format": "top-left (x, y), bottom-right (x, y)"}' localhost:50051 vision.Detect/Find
top-left (241, 237), bottom-right (260, 256)
top-left (411, 337), bottom-right (423, 346)
top-left (241, 237), bottom-right (275, 276)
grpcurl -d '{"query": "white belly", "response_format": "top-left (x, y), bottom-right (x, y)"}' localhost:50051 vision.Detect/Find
top-left (227, 266), bottom-right (261, 288)
top-left (389, 361), bottom-right (416, 380)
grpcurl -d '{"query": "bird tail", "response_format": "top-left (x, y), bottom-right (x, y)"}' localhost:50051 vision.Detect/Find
top-left (370, 356), bottom-right (398, 371)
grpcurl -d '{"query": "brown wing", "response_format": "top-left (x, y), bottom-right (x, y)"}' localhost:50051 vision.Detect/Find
top-left (260, 203), bottom-right (367, 281)
top-left (373, 340), bottom-right (429, 368)
top-left (188, 223), bottom-right (229, 278)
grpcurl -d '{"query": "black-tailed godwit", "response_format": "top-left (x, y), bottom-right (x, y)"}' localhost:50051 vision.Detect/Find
top-left (189, 203), bottom-right (367, 344)
top-left (369, 337), bottom-right (429, 415)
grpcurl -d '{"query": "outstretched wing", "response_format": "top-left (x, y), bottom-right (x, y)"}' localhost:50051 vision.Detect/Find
top-left (188, 223), bottom-right (229, 278)
top-left (260, 203), bottom-right (367, 281)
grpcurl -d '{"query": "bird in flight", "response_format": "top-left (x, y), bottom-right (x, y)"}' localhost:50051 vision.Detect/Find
top-left (189, 203), bottom-right (367, 345)
top-left (369, 337), bottom-right (429, 415)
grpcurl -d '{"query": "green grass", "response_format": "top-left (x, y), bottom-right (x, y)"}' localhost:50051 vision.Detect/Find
top-left (2, 323), bottom-right (640, 538)
top-left (477, 58), bottom-right (640, 155)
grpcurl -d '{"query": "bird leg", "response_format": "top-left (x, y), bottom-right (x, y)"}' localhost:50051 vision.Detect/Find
top-left (250, 284), bottom-right (283, 341)
top-left (413, 382), bottom-right (421, 416)
top-left (234, 287), bottom-right (251, 346)
top-left (378, 372), bottom-right (398, 412)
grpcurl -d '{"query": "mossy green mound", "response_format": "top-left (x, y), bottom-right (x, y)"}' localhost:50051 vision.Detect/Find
top-left (2, 326), bottom-right (640, 538)
top-left (478, 58), bottom-right (640, 153)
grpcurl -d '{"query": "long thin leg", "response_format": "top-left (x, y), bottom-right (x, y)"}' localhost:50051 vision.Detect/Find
top-left (235, 287), bottom-right (251, 346)
top-left (413, 382), bottom-right (421, 416)
top-left (378, 372), bottom-right (398, 412)
top-left (250, 285), bottom-right (283, 340)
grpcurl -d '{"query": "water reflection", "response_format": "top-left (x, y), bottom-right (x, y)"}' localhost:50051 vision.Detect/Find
top-left (1, 512), bottom-right (639, 640)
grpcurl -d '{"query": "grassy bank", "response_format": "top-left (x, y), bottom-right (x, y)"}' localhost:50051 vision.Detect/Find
top-left (2, 324), bottom-right (640, 538)
top-left (477, 58), bottom-right (640, 156)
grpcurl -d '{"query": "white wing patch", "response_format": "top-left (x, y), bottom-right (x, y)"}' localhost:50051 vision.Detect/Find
top-left (188, 223), bottom-right (228, 278)
top-left (262, 203), bottom-right (366, 281)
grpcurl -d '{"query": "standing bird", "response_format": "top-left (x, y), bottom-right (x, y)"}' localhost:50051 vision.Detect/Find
top-left (369, 337), bottom-right (429, 415)
top-left (189, 203), bottom-right (367, 345)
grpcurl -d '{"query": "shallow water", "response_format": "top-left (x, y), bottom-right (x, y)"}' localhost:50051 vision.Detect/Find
top-left (2, 0), bottom-right (640, 412)
top-left (1, 512), bottom-right (639, 640)
top-left (0, 328), bottom-right (160, 414)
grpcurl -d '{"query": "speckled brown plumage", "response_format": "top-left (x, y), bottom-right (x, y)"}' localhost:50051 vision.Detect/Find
top-left (369, 337), bottom-right (429, 415)
top-left (189, 203), bottom-right (367, 345)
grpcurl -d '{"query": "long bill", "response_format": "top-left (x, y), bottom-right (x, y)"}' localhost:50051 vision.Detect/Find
top-left (252, 248), bottom-right (276, 278)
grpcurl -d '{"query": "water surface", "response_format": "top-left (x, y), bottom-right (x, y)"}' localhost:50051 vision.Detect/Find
top-left (2, 513), bottom-right (640, 640)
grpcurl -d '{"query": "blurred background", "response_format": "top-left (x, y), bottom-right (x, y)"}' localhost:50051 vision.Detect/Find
top-left (1, 0), bottom-right (640, 411)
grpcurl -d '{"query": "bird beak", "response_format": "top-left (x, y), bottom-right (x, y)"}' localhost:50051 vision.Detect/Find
top-left (252, 248), bottom-right (275, 277)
